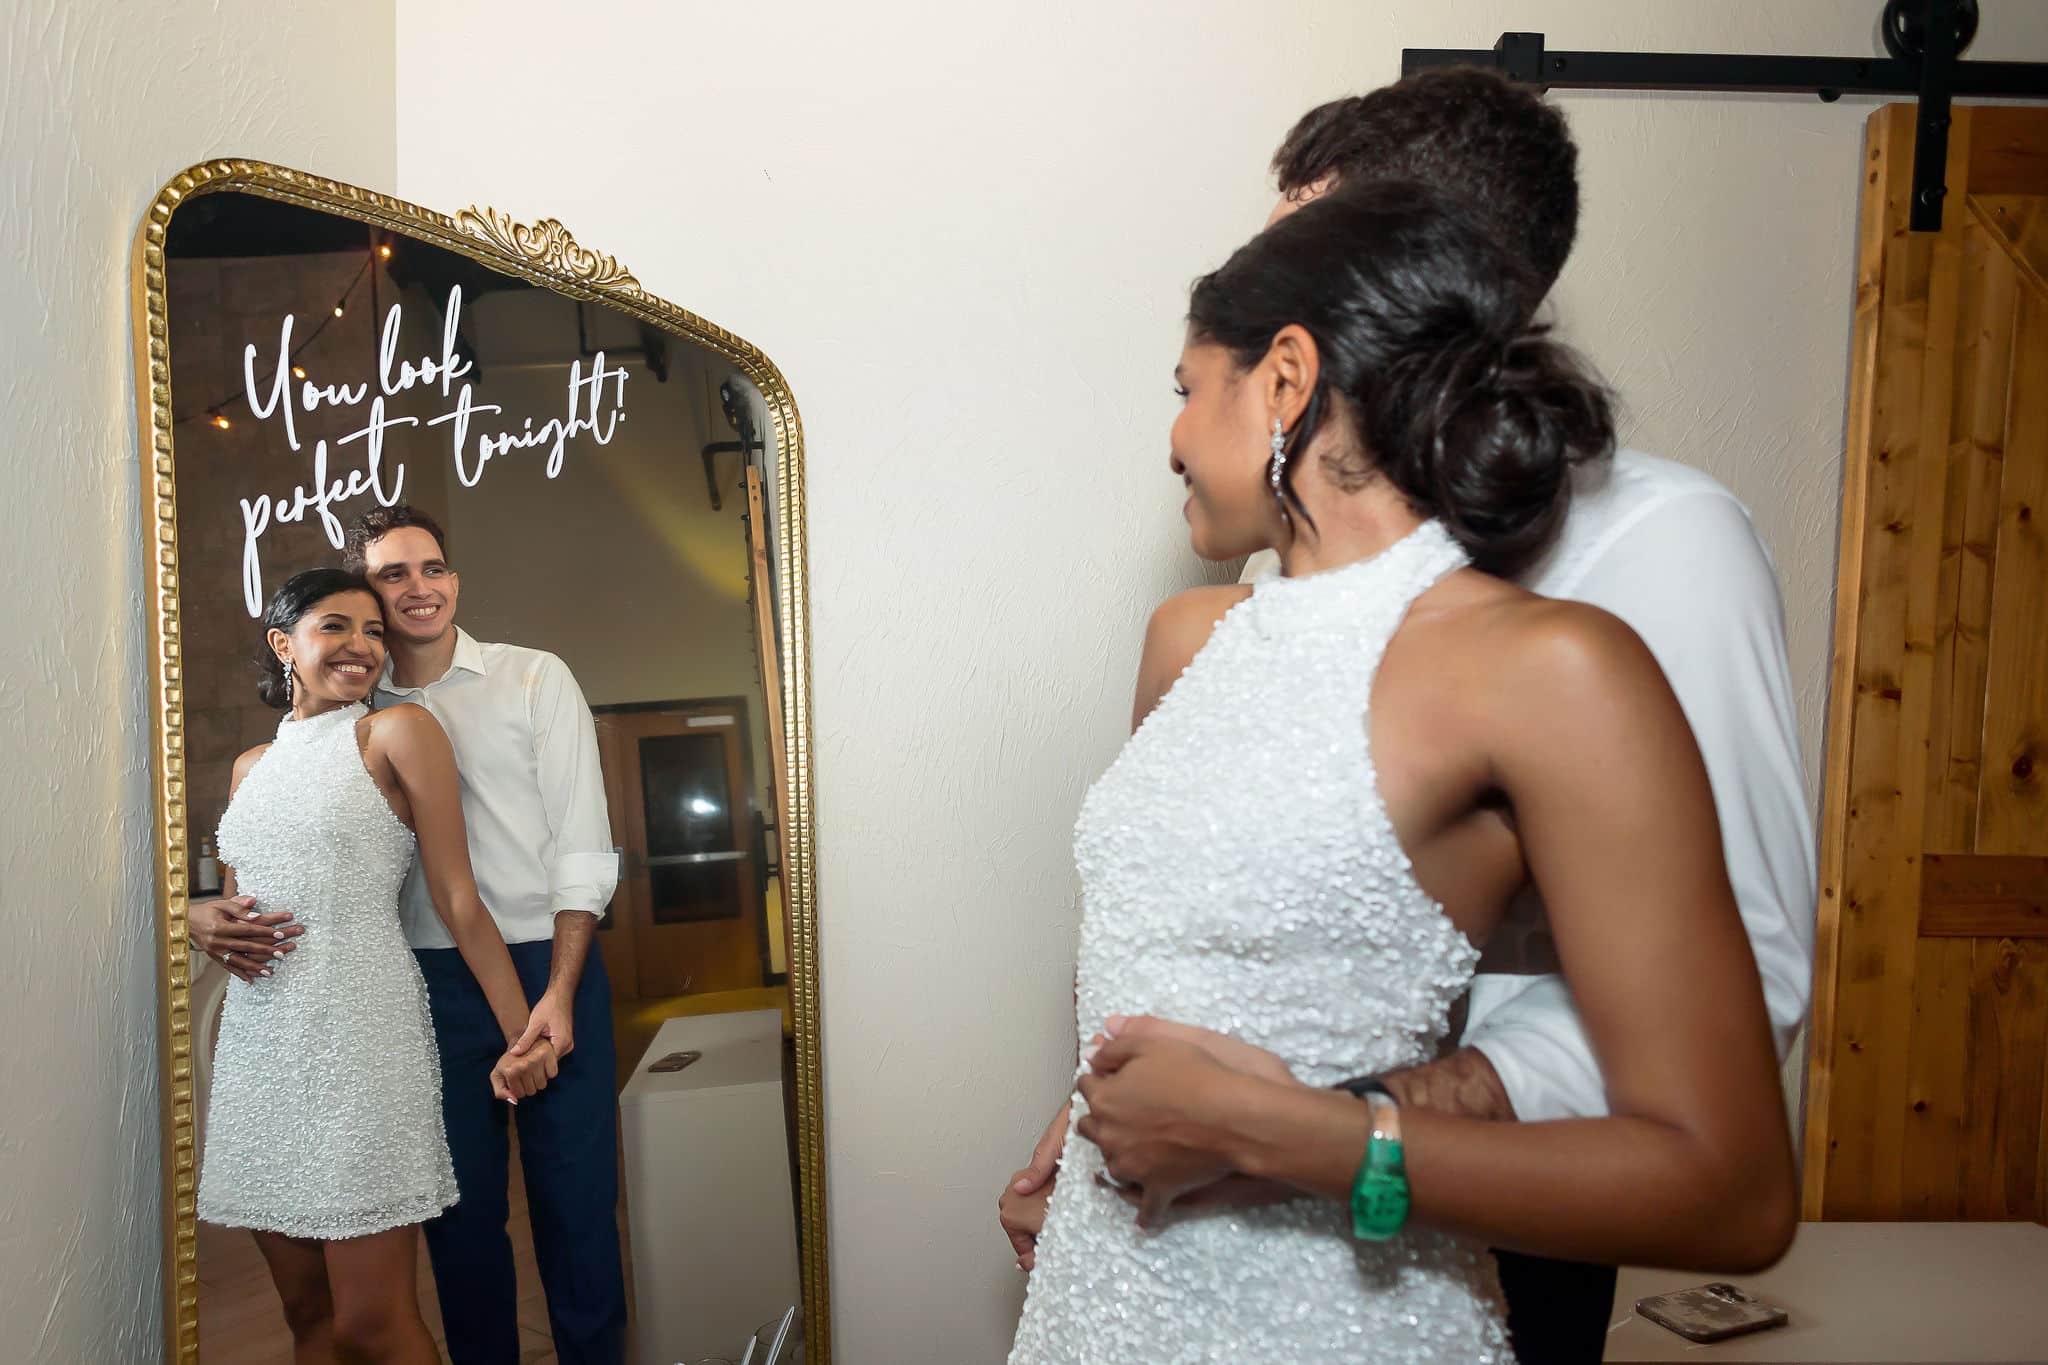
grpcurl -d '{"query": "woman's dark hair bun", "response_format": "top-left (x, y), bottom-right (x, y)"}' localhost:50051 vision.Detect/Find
top-left (1188, 178), bottom-right (1615, 576)
top-left (1397, 326), bottom-right (1615, 577)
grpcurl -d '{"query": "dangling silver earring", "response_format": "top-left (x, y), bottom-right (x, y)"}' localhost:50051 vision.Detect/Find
top-left (1268, 418), bottom-right (1289, 516)
top-left (282, 658), bottom-right (294, 710)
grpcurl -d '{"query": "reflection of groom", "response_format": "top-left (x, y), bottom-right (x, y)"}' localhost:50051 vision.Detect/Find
top-left (344, 504), bottom-right (627, 1365)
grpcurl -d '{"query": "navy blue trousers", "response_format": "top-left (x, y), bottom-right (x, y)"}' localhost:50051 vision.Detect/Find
top-left (416, 940), bottom-right (626, 1365)
top-left (1496, 1248), bottom-right (1617, 1364)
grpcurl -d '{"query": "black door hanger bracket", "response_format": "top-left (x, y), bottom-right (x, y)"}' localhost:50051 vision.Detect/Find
top-left (1402, 1), bottom-right (2048, 230)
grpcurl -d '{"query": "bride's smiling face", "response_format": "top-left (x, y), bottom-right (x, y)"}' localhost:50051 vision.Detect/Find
top-left (1169, 336), bottom-right (1285, 561)
top-left (269, 590), bottom-right (387, 711)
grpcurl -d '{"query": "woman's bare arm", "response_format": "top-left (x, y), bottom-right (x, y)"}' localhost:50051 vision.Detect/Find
top-left (374, 705), bottom-right (554, 1100)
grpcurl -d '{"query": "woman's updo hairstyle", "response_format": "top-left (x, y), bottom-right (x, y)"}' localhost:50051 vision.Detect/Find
top-left (1187, 178), bottom-right (1614, 577)
top-left (255, 567), bottom-right (382, 709)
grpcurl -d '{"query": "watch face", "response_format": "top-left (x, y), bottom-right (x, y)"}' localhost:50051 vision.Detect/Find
top-left (1352, 1174), bottom-right (1411, 1241)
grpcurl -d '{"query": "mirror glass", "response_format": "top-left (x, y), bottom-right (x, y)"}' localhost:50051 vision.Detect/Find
top-left (156, 185), bottom-right (815, 1365)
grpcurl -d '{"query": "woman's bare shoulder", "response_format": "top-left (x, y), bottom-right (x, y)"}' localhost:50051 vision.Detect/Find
top-left (1498, 594), bottom-right (1655, 682)
top-left (1145, 584), bottom-right (1253, 653)
top-left (363, 702), bottom-right (446, 749)
top-left (230, 742), bottom-right (272, 784)
top-left (1443, 587), bottom-right (1677, 743)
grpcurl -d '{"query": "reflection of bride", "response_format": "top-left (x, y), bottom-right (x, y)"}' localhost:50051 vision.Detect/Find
top-left (196, 567), bottom-right (555, 1361)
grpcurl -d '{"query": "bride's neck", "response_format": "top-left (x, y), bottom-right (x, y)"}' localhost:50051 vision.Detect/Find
top-left (1274, 480), bottom-right (1427, 579)
top-left (291, 696), bottom-right (355, 722)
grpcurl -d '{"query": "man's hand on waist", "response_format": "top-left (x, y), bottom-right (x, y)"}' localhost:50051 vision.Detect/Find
top-left (1380, 1046), bottom-right (1517, 1121)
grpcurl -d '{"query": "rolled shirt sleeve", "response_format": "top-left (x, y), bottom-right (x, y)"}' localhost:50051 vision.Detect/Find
top-left (527, 653), bottom-right (620, 919)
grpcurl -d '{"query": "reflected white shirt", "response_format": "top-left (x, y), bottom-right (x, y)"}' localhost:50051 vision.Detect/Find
top-left (377, 628), bottom-right (618, 949)
top-left (1242, 450), bottom-right (1815, 1121)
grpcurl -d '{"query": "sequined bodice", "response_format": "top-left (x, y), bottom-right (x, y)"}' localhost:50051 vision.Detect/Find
top-left (1010, 521), bottom-right (1514, 1364)
top-left (1071, 522), bottom-right (1481, 1075)
top-left (216, 702), bottom-right (415, 938)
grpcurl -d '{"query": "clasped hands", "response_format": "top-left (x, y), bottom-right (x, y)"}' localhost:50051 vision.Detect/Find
top-left (496, 988), bottom-right (575, 1104)
top-left (999, 1015), bottom-right (1305, 1268)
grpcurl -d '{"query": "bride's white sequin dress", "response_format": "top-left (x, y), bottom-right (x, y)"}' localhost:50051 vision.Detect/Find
top-left (1010, 521), bottom-right (1514, 1363)
top-left (199, 701), bottom-right (458, 1239)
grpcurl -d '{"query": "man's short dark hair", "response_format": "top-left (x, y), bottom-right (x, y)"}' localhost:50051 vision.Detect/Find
top-left (1272, 66), bottom-right (1579, 303)
top-left (342, 504), bottom-right (449, 573)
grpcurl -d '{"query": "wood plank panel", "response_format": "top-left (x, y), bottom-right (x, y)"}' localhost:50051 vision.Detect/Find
top-left (1802, 111), bottom-right (1900, 1216)
top-left (1924, 344), bottom-right (1970, 842)
top-left (1970, 194), bottom-right (2048, 300)
top-left (1806, 104), bottom-right (1920, 1216)
top-left (2002, 941), bottom-right (2048, 1218)
top-left (2041, 1019), bottom-right (2048, 1229)
top-left (1821, 104), bottom-right (1970, 1218)
top-left (1919, 854), bottom-right (2048, 938)
top-left (1900, 936), bottom-right (1973, 1218)
top-left (1930, 216), bottom-right (2018, 851)
top-left (1959, 939), bottom-right (2048, 1219)
top-left (1963, 107), bottom-right (2048, 195)
top-left (1973, 287), bottom-right (2048, 854)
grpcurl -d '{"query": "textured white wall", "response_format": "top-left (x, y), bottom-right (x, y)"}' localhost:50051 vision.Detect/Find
top-left (389, 4), bottom-right (2048, 1360)
top-left (0, 4), bottom-right (394, 1361)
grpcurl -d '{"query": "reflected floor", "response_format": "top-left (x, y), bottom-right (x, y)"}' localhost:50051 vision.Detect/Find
top-left (196, 1131), bottom-right (629, 1365)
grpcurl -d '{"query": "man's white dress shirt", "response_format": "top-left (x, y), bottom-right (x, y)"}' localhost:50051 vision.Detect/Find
top-left (1244, 449), bottom-right (1815, 1120)
top-left (377, 628), bottom-right (619, 950)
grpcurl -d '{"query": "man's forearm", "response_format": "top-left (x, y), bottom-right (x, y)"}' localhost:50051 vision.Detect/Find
top-left (547, 910), bottom-right (598, 998)
top-left (1381, 1046), bottom-right (1517, 1122)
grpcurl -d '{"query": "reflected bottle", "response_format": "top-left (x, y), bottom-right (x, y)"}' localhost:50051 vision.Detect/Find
top-left (194, 836), bottom-right (222, 898)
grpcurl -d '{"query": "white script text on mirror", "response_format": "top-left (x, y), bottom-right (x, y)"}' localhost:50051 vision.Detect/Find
top-left (234, 285), bottom-right (631, 616)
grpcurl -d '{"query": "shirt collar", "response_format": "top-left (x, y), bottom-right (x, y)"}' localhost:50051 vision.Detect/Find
top-left (451, 627), bottom-right (486, 676)
top-left (380, 627), bottom-right (487, 695)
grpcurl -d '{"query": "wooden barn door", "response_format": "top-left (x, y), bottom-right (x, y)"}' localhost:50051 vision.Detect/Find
top-left (1805, 103), bottom-right (2048, 1221)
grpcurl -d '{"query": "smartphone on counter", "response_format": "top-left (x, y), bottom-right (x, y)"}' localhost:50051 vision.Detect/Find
top-left (1634, 1282), bottom-right (1790, 1343)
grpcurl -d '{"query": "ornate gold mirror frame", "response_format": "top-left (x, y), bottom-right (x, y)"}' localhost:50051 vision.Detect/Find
top-left (129, 159), bottom-right (826, 1364)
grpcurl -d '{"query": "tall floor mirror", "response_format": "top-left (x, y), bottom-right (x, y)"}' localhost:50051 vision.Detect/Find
top-left (131, 161), bottom-right (824, 1365)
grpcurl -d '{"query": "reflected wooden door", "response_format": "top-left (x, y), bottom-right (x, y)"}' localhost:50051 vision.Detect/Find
top-left (1805, 104), bottom-right (2048, 1220)
top-left (594, 702), bottom-right (764, 1000)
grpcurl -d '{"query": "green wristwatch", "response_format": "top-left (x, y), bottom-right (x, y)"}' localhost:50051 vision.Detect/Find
top-left (1341, 1077), bottom-right (1410, 1241)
